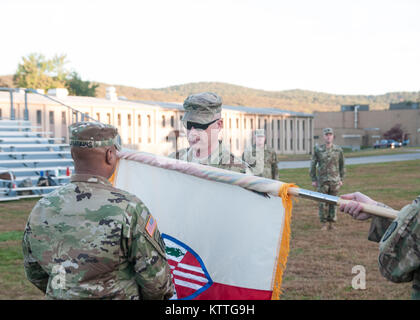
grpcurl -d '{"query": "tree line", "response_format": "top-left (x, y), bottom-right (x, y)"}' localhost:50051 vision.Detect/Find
top-left (13, 53), bottom-right (98, 97)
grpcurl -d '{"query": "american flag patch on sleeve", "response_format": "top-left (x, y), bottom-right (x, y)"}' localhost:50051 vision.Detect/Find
top-left (145, 215), bottom-right (157, 237)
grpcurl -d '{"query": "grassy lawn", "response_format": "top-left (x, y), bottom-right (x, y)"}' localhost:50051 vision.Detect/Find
top-left (0, 160), bottom-right (419, 299)
top-left (0, 198), bottom-right (44, 299)
top-left (277, 146), bottom-right (420, 162)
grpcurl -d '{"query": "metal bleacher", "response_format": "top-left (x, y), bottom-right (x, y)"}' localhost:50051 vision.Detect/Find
top-left (0, 119), bottom-right (74, 201)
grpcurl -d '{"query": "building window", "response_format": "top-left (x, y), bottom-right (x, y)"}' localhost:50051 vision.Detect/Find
top-left (236, 118), bottom-right (239, 129)
top-left (148, 137), bottom-right (151, 143)
top-left (96, 113), bottom-right (100, 121)
top-left (290, 119), bottom-right (293, 150)
top-left (258, 119), bottom-right (261, 129)
top-left (250, 119), bottom-right (253, 129)
top-left (61, 111), bottom-right (66, 125)
top-left (309, 119), bottom-right (313, 151)
top-left (107, 113), bottom-right (111, 124)
top-left (138, 114), bottom-right (141, 127)
top-left (117, 114), bottom-right (121, 126)
top-left (162, 115), bottom-right (166, 127)
top-left (302, 121), bottom-right (305, 150)
top-left (138, 137), bottom-right (142, 143)
top-left (147, 115), bottom-right (151, 127)
top-left (244, 118), bottom-right (246, 129)
top-left (264, 119), bottom-right (267, 131)
top-left (128, 138), bottom-right (132, 144)
top-left (128, 114), bottom-right (131, 126)
top-left (171, 115), bottom-right (174, 128)
top-left (284, 120), bottom-right (287, 151)
top-left (229, 118), bottom-right (232, 129)
top-left (297, 120), bottom-right (300, 150)
top-left (49, 111), bottom-right (54, 125)
top-left (272, 120), bottom-right (274, 131)
top-left (278, 138), bottom-right (280, 149)
top-left (0, 108), bottom-right (2, 119)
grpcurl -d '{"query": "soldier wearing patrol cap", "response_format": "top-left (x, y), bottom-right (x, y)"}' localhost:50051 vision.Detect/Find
top-left (339, 192), bottom-right (420, 300)
top-left (169, 92), bottom-right (252, 174)
top-left (22, 121), bottom-right (174, 300)
top-left (242, 129), bottom-right (278, 180)
top-left (310, 127), bottom-right (345, 231)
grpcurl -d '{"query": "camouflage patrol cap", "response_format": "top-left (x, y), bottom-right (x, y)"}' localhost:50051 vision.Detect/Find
top-left (69, 121), bottom-right (121, 150)
top-left (182, 92), bottom-right (223, 125)
top-left (323, 128), bottom-right (334, 135)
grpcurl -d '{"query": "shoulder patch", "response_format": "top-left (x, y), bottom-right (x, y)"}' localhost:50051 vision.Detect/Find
top-left (145, 214), bottom-right (157, 237)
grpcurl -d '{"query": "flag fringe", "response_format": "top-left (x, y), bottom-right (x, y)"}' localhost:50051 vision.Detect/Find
top-left (271, 183), bottom-right (297, 300)
top-left (108, 159), bottom-right (120, 186)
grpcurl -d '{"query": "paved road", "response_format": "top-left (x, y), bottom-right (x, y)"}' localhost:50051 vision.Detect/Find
top-left (277, 150), bottom-right (420, 169)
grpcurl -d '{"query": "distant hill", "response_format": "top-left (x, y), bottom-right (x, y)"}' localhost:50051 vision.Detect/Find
top-left (2, 75), bottom-right (419, 114)
top-left (95, 81), bottom-right (420, 113)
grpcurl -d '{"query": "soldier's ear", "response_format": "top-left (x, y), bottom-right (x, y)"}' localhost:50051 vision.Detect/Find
top-left (105, 147), bottom-right (116, 165)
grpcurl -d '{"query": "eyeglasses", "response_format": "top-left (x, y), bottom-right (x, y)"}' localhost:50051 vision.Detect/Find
top-left (183, 119), bottom-right (219, 130)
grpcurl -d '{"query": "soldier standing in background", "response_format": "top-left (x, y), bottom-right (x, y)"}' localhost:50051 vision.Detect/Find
top-left (242, 129), bottom-right (278, 180)
top-left (22, 122), bottom-right (174, 300)
top-left (310, 128), bottom-right (345, 231)
top-left (169, 92), bottom-right (252, 174)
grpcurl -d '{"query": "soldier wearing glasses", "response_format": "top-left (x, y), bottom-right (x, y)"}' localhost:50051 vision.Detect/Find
top-left (169, 92), bottom-right (252, 175)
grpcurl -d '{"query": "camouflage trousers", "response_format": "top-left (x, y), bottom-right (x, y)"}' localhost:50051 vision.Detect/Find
top-left (317, 181), bottom-right (341, 223)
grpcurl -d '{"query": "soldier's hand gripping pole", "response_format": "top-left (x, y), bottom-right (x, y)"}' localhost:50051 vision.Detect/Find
top-left (287, 187), bottom-right (398, 220)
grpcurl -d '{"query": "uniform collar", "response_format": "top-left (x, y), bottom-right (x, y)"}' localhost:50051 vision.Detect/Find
top-left (70, 174), bottom-right (112, 186)
top-left (322, 143), bottom-right (335, 149)
top-left (188, 141), bottom-right (223, 165)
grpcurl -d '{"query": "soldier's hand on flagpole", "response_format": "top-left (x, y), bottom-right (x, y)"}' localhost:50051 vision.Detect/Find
top-left (339, 192), bottom-right (377, 220)
top-left (338, 180), bottom-right (343, 187)
top-left (311, 181), bottom-right (317, 188)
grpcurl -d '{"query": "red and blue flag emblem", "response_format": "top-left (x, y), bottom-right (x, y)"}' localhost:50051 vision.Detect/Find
top-left (162, 234), bottom-right (213, 300)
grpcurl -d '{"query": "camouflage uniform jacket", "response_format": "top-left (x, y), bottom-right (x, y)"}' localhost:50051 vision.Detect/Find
top-left (169, 141), bottom-right (253, 175)
top-left (310, 144), bottom-right (345, 184)
top-left (242, 145), bottom-right (278, 180)
top-left (22, 174), bottom-right (174, 300)
top-left (368, 196), bottom-right (420, 300)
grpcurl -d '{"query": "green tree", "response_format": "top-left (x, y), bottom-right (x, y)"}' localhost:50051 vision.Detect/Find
top-left (65, 72), bottom-right (99, 97)
top-left (13, 53), bottom-right (68, 90)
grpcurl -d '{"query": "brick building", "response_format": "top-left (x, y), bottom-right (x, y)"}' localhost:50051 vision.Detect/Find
top-left (314, 103), bottom-right (420, 149)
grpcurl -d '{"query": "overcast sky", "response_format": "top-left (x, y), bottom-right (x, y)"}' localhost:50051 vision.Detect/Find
top-left (1, 0), bottom-right (419, 95)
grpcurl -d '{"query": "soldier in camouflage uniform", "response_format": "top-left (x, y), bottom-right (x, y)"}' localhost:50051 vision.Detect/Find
top-left (310, 128), bottom-right (345, 230)
top-left (22, 122), bottom-right (174, 300)
top-left (169, 92), bottom-right (252, 174)
top-left (339, 192), bottom-right (420, 300)
top-left (242, 129), bottom-right (278, 180)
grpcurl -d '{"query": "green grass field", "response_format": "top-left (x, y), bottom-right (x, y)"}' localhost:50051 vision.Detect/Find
top-left (0, 159), bottom-right (419, 299)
